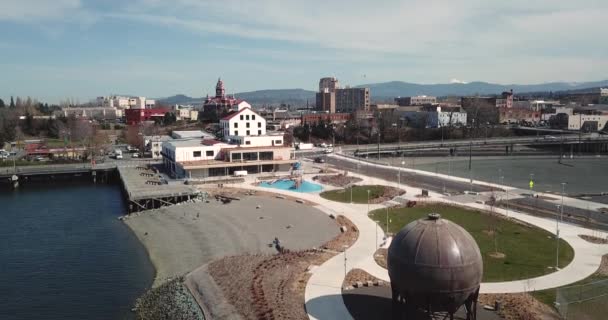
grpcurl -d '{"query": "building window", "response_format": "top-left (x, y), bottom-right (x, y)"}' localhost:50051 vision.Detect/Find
top-left (235, 130), bottom-right (238, 136)
top-left (257, 122), bottom-right (261, 128)
top-left (193, 151), bottom-right (201, 157)
top-left (245, 141), bottom-right (251, 145)
top-left (232, 153), bottom-right (241, 161)
top-left (259, 151), bottom-right (273, 160)
top-left (246, 115), bottom-right (250, 120)
top-left (252, 115), bottom-right (256, 120)
top-left (206, 150), bottom-right (214, 157)
top-left (246, 130), bottom-right (250, 135)
top-left (234, 122), bottom-right (238, 128)
top-left (243, 152), bottom-right (257, 161)
top-left (258, 130), bottom-right (262, 135)
top-left (275, 140), bottom-right (282, 145)
top-left (246, 122), bottom-right (250, 128)
top-left (240, 115), bottom-right (244, 120)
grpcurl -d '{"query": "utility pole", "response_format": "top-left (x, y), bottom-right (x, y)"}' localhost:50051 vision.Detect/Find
top-left (377, 131), bottom-right (380, 161)
top-left (468, 140), bottom-right (473, 192)
top-left (556, 204), bottom-right (561, 270)
top-left (561, 183), bottom-right (566, 221)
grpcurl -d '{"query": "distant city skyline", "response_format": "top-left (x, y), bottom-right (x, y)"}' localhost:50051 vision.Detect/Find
top-left (1, 0), bottom-right (607, 103)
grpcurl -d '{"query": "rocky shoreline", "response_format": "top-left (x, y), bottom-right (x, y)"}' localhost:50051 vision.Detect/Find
top-left (133, 276), bottom-right (204, 320)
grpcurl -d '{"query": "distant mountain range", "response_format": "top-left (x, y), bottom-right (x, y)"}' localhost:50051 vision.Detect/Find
top-left (158, 80), bottom-right (608, 106)
top-left (358, 80), bottom-right (608, 98)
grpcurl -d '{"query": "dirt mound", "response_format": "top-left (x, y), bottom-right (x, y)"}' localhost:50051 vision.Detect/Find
top-left (312, 174), bottom-right (362, 187)
top-left (579, 234), bottom-right (608, 244)
top-left (479, 293), bottom-right (560, 320)
top-left (370, 186), bottom-right (406, 204)
top-left (206, 215), bottom-right (359, 319)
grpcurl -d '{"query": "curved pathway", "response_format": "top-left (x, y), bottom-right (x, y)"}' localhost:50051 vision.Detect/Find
top-left (227, 155), bottom-right (608, 320)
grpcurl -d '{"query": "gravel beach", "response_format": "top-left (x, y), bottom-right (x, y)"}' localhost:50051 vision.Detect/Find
top-left (124, 195), bottom-right (339, 287)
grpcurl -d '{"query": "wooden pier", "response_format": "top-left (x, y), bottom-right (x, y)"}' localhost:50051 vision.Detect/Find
top-left (117, 166), bottom-right (202, 213)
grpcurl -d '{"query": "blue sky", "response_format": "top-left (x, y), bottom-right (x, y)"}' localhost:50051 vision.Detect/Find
top-left (1, 0), bottom-right (607, 103)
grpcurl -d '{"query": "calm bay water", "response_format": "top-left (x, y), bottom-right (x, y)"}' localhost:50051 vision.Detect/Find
top-left (416, 157), bottom-right (608, 195)
top-left (0, 182), bottom-right (154, 320)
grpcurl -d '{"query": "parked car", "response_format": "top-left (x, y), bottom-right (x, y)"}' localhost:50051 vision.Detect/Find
top-left (314, 157), bottom-right (325, 163)
top-left (132, 152), bottom-right (140, 158)
top-left (323, 148), bottom-right (334, 154)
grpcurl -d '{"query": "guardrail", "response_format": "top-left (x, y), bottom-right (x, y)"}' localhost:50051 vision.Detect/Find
top-left (352, 136), bottom-right (608, 155)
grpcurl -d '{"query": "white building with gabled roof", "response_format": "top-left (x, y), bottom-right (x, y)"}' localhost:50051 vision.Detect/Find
top-left (220, 106), bottom-right (266, 139)
top-left (162, 100), bottom-right (294, 179)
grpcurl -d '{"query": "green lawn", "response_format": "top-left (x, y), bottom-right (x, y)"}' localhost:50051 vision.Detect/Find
top-left (370, 204), bottom-right (574, 282)
top-left (320, 185), bottom-right (385, 204)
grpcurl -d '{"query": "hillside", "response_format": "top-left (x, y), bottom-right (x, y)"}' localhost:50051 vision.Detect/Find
top-left (158, 80), bottom-right (608, 106)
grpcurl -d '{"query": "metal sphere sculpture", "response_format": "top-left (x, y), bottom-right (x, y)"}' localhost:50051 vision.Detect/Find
top-left (387, 213), bottom-right (483, 319)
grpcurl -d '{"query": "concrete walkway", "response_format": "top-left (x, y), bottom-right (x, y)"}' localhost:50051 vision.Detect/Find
top-left (312, 155), bottom-right (608, 319)
top-left (227, 156), bottom-right (608, 320)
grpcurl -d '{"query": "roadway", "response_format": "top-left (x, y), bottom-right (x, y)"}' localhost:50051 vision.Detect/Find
top-left (316, 154), bottom-right (498, 195)
top-left (343, 133), bottom-right (607, 155)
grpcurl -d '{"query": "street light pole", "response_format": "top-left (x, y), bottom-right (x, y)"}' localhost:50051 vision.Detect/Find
top-left (400, 161), bottom-right (405, 188)
top-left (367, 189), bottom-right (370, 217)
top-left (343, 245), bottom-right (348, 278)
top-left (386, 206), bottom-right (389, 237)
top-left (375, 220), bottom-right (378, 248)
top-left (556, 204), bottom-right (561, 270)
top-left (560, 182), bottom-right (566, 222)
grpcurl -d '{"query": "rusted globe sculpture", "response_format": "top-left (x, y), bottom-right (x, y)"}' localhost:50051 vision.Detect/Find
top-left (387, 213), bottom-right (483, 319)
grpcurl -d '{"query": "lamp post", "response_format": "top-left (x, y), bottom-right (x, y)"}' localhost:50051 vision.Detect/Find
top-left (343, 245), bottom-right (348, 278)
top-left (374, 220), bottom-right (379, 248)
top-left (560, 182), bottom-right (566, 222)
top-left (400, 160), bottom-right (405, 188)
top-left (367, 189), bottom-right (371, 217)
top-left (556, 204), bottom-right (561, 270)
top-left (385, 206), bottom-right (390, 237)
top-left (500, 175), bottom-right (508, 217)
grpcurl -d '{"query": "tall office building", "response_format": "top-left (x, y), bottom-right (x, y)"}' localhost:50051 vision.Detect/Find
top-left (319, 77), bottom-right (340, 93)
top-left (315, 77), bottom-right (370, 113)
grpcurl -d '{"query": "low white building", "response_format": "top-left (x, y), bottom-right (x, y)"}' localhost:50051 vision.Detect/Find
top-left (56, 107), bottom-right (123, 120)
top-left (398, 106), bottom-right (467, 128)
top-left (95, 96), bottom-right (155, 109)
top-left (567, 114), bottom-right (608, 131)
top-left (171, 130), bottom-right (215, 140)
top-left (173, 105), bottom-right (199, 121)
top-left (436, 107), bottom-right (467, 127)
top-left (145, 135), bottom-right (172, 159)
top-left (161, 138), bottom-right (294, 178)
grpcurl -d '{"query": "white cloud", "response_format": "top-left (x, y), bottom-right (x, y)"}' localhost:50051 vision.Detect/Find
top-left (115, 0), bottom-right (607, 58)
top-left (0, 0), bottom-right (82, 22)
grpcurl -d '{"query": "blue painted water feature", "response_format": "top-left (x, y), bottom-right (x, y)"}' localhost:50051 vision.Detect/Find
top-left (259, 179), bottom-right (323, 193)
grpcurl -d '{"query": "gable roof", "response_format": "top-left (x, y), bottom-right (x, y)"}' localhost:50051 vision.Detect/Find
top-left (220, 107), bottom-right (261, 121)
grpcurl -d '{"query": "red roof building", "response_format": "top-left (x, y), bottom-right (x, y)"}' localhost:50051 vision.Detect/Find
top-left (202, 78), bottom-right (241, 121)
top-left (125, 108), bottom-right (169, 125)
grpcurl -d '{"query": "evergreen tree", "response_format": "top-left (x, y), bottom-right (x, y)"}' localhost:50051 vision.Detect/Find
top-left (0, 98), bottom-right (4, 108)
top-left (9, 96), bottom-right (15, 108)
